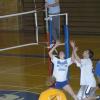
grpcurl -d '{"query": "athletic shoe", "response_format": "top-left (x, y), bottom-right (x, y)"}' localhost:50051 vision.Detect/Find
top-left (96, 96), bottom-right (100, 100)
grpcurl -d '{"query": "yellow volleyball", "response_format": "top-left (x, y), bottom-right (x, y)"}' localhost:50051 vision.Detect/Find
top-left (39, 88), bottom-right (67, 100)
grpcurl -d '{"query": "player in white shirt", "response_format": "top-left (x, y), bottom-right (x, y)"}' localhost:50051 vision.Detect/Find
top-left (49, 42), bottom-right (78, 100)
top-left (70, 41), bottom-right (96, 100)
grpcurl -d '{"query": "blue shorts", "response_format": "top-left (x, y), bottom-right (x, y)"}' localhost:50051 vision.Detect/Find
top-left (55, 80), bottom-right (69, 89)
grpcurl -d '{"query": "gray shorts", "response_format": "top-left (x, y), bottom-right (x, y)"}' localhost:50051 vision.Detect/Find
top-left (77, 85), bottom-right (96, 100)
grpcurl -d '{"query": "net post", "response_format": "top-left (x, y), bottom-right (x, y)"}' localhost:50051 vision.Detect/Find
top-left (64, 13), bottom-right (70, 80)
top-left (49, 18), bottom-right (53, 45)
top-left (45, 8), bottom-right (49, 32)
top-left (33, 0), bottom-right (38, 44)
top-left (34, 12), bottom-right (39, 43)
top-left (45, 7), bottom-right (52, 76)
top-left (64, 13), bottom-right (69, 58)
top-left (48, 18), bottom-right (53, 76)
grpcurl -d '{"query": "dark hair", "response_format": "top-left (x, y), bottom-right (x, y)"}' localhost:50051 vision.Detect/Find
top-left (87, 49), bottom-right (94, 59)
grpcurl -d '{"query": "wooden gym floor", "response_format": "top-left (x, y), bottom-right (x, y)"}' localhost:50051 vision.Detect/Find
top-left (0, 32), bottom-right (100, 99)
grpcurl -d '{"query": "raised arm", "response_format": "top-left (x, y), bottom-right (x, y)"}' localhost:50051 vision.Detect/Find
top-left (49, 42), bottom-right (64, 60)
top-left (70, 41), bottom-right (81, 63)
top-left (49, 42), bottom-right (58, 59)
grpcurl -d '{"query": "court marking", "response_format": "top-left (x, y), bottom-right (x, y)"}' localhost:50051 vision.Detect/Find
top-left (0, 84), bottom-right (44, 100)
top-left (0, 72), bottom-right (80, 80)
top-left (0, 83), bottom-right (45, 90)
top-left (0, 53), bottom-right (98, 61)
top-left (0, 84), bottom-right (45, 91)
top-left (0, 72), bottom-right (80, 79)
top-left (0, 90), bottom-right (40, 95)
top-left (0, 53), bottom-right (48, 58)
top-left (0, 60), bottom-right (48, 95)
top-left (0, 72), bottom-right (47, 78)
top-left (0, 84), bottom-right (46, 99)
top-left (0, 61), bottom-right (48, 73)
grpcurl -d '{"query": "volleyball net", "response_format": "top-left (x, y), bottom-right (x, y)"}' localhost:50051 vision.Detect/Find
top-left (0, 9), bottom-right (44, 51)
top-left (0, 8), bottom-right (70, 83)
top-left (0, 8), bottom-right (69, 54)
top-left (47, 13), bottom-right (69, 58)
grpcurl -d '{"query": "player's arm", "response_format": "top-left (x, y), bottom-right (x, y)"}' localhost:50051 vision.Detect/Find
top-left (71, 48), bottom-right (75, 63)
top-left (70, 40), bottom-right (81, 63)
top-left (45, 0), bottom-right (59, 8)
top-left (49, 42), bottom-right (59, 60)
top-left (49, 42), bottom-right (64, 60)
top-left (70, 40), bottom-right (76, 62)
top-left (74, 47), bottom-right (81, 64)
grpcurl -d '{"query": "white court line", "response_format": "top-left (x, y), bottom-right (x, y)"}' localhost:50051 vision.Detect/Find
top-left (15, 85), bottom-right (45, 94)
top-left (0, 62), bottom-right (79, 79)
top-left (4, 73), bottom-right (79, 80)
top-left (0, 84), bottom-right (45, 90)
top-left (0, 84), bottom-right (45, 94)
top-left (0, 73), bottom-right (47, 78)
top-left (0, 89), bottom-right (40, 95)
top-left (0, 61), bottom-right (48, 74)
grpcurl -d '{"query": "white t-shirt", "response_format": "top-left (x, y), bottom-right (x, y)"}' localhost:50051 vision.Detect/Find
top-left (76, 58), bottom-right (96, 87)
top-left (51, 56), bottom-right (72, 82)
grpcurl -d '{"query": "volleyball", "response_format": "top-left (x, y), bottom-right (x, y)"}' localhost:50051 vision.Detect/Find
top-left (39, 88), bottom-right (67, 100)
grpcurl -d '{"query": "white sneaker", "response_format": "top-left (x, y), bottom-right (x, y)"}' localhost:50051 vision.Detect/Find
top-left (96, 96), bottom-right (100, 100)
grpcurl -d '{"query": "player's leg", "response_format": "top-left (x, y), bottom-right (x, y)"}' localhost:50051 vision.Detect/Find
top-left (83, 96), bottom-right (100, 100)
top-left (82, 85), bottom-right (96, 100)
top-left (77, 85), bottom-right (86, 100)
top-left (85, 76), bottom-right (100, 100)
top-left (63, 84), bottom-right (78, 100)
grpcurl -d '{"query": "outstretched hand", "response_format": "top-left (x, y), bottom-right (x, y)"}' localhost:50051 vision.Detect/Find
top-left (70, 40), bottom-right (75, 48)
top-left (74, 47), bottom-right (78, 52)
top-left (70, 40), bottom-right (78, 52)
